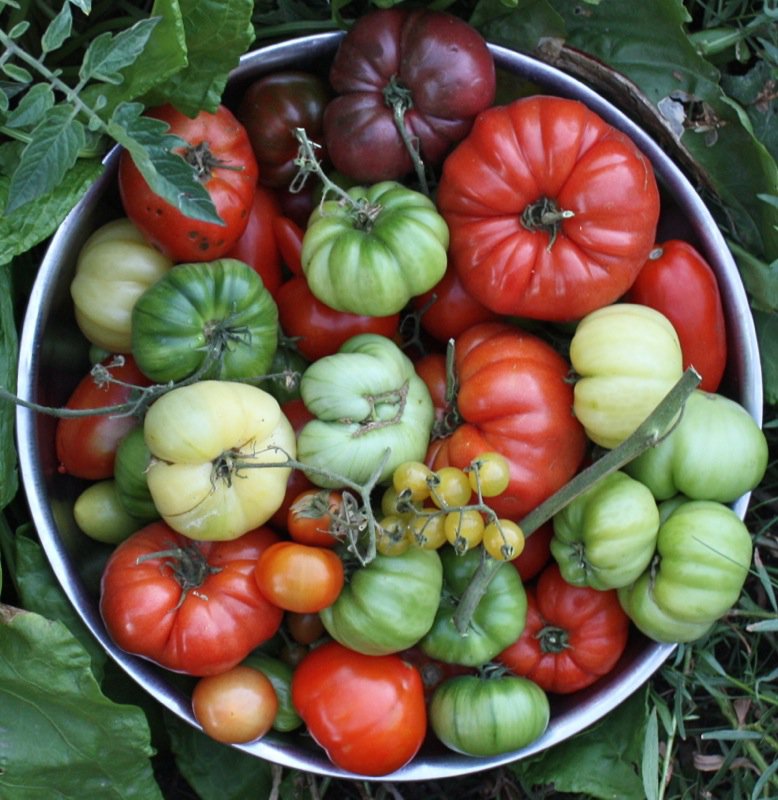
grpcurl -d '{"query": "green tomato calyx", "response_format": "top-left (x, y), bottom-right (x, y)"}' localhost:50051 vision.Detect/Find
top-left (184, 140), bottom-right (244, 184)
top-left (521, 196), bottom-right (575, 249)
top-left (136, 544), bottom-right (222, 606)
top-left (537, 625), bottom-right (570, 654)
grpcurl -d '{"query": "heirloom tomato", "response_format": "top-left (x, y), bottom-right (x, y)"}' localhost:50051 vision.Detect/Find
top-left (277, 275), bottom-right (400, 361)
top-left (56, 355), bottom-right (151, 480)
top-left (291, 641), bottom-right (427, 775)
top-left (287, 488), bottom-right (342, 547)
top-left (551, 470), bottom-right (659, 591)
top-left (271, 214), bottom-right (304, 275)
top-left (225, 185), bottom-right (283, 296)
top-left (436, 95), bottom-right (660, 321)
top-left (428, 322), bottom-right (587, 520)
top-left (240, 652), bottom-right (302, 732)
top-left (421, 545), bottom-right (527, 667)
top-left (324, 8), bottom-right (495, 183)
top-left (118, 104), bottom-right (258, 261)
top-left (430, 674), bottom-right (549, 757)
top-left (320, 546), bottom-right (443, 655)
top-left (512, 521), bottom-right (553, 582)
top-left (297, 334), bottom-right (434, 486)
top-left (143, 381), bottom-right (295, 541)
top-left (73, 480), bottom-right (142, 545)
top-left (113, 426), bottom-right (158, 523)
top-left (192, 666), bottom-right (278, 744)
top-left (99, 522), bottom-right (283, 675)
top-left (569, 303), bottom-right (683, 449)
top-left (237, 70), bottom-right (331, 188)
top-left (70, 218), bottom-right (173, 353)
top-left (624, 390), bottom-right (767, 503)
top-left (499, 563), bottom-right (630, 694)
top-left (254, 541), bottom-right (344, 613)
top-left (301, 181), bottom-right (449, 316)
top-left (625, 240), bottom-right (727, 392)
top-left (131, 258), bottom-right (278, 383)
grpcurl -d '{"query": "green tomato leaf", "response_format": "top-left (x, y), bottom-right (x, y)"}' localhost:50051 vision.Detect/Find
top-left (513, 686), bottom-right (649, 799)
top-left (41, 2), bottom-right (73, 53)
top-left (165, 713), bottom-right (274, 800)
top-left (753, 309), bottom-right (778, 404)
top-left (0, 264), bottom-right (17, 510)
top-left (79, 17), bottom-right (161, 85)
top-left (0, 157), bottom-right (103, 267)
top-left (142, 0), bottom-right (255, 115)
top-left (108, 101), bottom-right (222, 224)
top-left (0, 604), bottom-right (162, 800)
top-left (4, 83), bottom-right (55, 129)
top-left (5, 104), bottom-right (85, 215)
top-left (470, 0), bottom-right (565, 55)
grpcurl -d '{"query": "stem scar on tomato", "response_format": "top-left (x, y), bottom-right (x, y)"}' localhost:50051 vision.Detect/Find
top-left (136, 544), bottom-right (222, 608)
top-left (184, 140), bottom-right (247, 182)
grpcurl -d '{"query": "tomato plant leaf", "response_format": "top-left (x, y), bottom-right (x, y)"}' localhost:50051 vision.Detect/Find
top-left (753, 309), bottom-right (778, 404)
top-left (4, 82), bottom-right (55, 129)
top-left (0, 264), bottom-right (17, 510)
top-left (142, 0), bottom-right (255, 115)
top-left (470, 0), bottom-right (565, 55)
top-left (41, 2), bottom-right (73, 53)
top-left (79, 17), bottom-right (161, 85)
top-left (0, 605), bottom-right (163, 800)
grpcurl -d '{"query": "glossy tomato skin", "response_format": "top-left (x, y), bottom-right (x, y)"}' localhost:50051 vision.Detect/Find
top-left (237, 70), bottom-right (331, 188)
top-left (277, 276), bottom-right (400, 361)
top-left (429, 322), bottom-right (587, 520)
top-left (291, 641), bottom-right (427, 775)
top-left (324, 8), bottom-right (495, 182)
top-left (99, 523), bottom-right (283, 676)
top-left (287, 488), bottom-right (342, 548)
top-left (512, 521), bottom-right (553, 582)
top-left (225, 185), bottom-right (283, 296)
top-left (437, 96), bottom-right (660, 321)
top-left (625, 240), bottom-right (727, 392)
top-left (56, 355), bottom-right (151, 480)
top-left (118, 104), bottom-right (258, 262)
top-left (499, 563), bottom-right (630, 694)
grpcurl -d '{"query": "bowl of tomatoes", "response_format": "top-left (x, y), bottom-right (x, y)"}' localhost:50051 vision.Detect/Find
top-left (16, 13), bottom-right (764, 781)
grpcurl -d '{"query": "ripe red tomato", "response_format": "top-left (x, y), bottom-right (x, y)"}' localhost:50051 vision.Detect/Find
top-left (225, 184), bottom-right (283, 296)
top-left (277, 276), bottom-right (400, 361)
top-left (255, 541), bottom-right (344, 613)
top-left (498, 563), bottom-right (630, 694)
top-left (412, 268), bottom-right (499, 343)
top-left (118, 104), bottom-right (258, 261)
top-left (56, 355), bottom-right (151, 480)
top-left (287, 488), bottom-right (343, 548)
top-left (99, 522), bottom-right (283, 676)
top-left (324, 8), bottom-right (495, 183)
top-left (271, 214), bottom-right (304, 276)
top-left (625, 240), bottom-right (727, 392)
top-left (291, 641), bottom-right (427, 775)
top-left (428, 322), bottom-right (587, 520)
top-left (437, 95), bottom-right (660, 321)
top-left (512, 521), bottom-right (553, 582)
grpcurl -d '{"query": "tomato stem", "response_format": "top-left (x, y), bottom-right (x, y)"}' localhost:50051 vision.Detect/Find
top-left (537, 624), bottom-right (570, 653)
top-left (521, 197), bottom-right (575, 249)
top-left (184, 140), bottom-right (245, 181)
top-left (383, 75), bottom-right (430, 196)
top-left (136, 544), bottom-right (222, 607)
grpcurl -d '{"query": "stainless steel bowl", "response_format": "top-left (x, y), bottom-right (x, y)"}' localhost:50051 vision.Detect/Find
top-left (17, 32), bottom-right (762, 780)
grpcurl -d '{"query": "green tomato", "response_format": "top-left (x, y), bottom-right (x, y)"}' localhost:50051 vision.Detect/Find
top-left (319, 547), bottom-right (443, 656)
top-left (430, 674), bottom-right (549, 757)
top-left (297, 334), bottom-right (434, 487)
top-left (301, 181), bottom-right (449, 316)
top-left (648, 500), bottom-right (752, 625)
top-left (131, 258), bottom-right (278, 383)
top-left (624, 390), bottom-right (768, 503)
top-left (551, 470), bottom-right (659, 590)
top-left (113, 427), bottom-right (158, 523)
top-left (263, 343), bottom-right (307, 405)
top-left (570, 303), bottom-right (683, 449)
top-left (73, 480), bottom-right (143, 545)
top-left (71, 218), bottom-right (173, 352)
top-left (420, 546), bottom-right (527, 667)
top-left (241, 652), bottom-right (302, 733)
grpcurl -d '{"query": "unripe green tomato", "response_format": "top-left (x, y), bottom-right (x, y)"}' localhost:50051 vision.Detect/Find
top-left (114, 427), bottom-right (158, 522)
top-left (74, 480), bottom-right (143, 544)
top-left (570, 303), bottom-right (683, 449)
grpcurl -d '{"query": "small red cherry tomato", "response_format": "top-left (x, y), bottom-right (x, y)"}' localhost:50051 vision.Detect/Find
top-left (287, 488), bottom-right (343, 548)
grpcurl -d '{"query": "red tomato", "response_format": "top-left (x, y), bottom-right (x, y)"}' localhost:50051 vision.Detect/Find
top-left (271, 214), bottom-right (304, 276)
top-left (255, 541), bottom-right (344, 613)
top-left (413, 268), bottom-right (499, 342)
top-left (277, 276), bottom-right (400, 361)
top-left (399, 647), bottom-right (475, 702)
top-left (437, 95), bottom-right (660, 321)
top-left (625, 240), bottom-right (727, 392)
top-left (118, 104), bottom-right (258, 261)
top-left (56, 355), bottom-right (151, 480)
top-left (512, 521), bottom-right (553, 582)
top-left (498, 563), bottom-right (630, 694)
top-left (225, 185), bottom-right (283, 296)
top-left (99, 522), bottom-right (283, 676)
top-left (428, 322), bottom-right (587, 520)
top-left (287, 488), bottom-right (343, 547)
top-left (291, 641), bottom-right (427, 775)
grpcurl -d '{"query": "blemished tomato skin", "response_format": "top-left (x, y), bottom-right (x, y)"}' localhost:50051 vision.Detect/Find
top-left (498, 563), bottom-right (630, 694)
top-left (56, 355), bottom-right (151, 480)
top-left (625, 240), bottom-right (727, 392)
top-left (437, 95), bottom-right (660, 321)
top-left (118, 104), bottom-right (258, 262)
top-left (99, 523), bottom-right (283, 676)
top-left (291, 641), bottom-right (427, 775)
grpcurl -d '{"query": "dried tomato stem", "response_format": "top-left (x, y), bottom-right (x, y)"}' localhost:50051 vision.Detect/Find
top-left (383, 75), bottom-right (430, 196)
